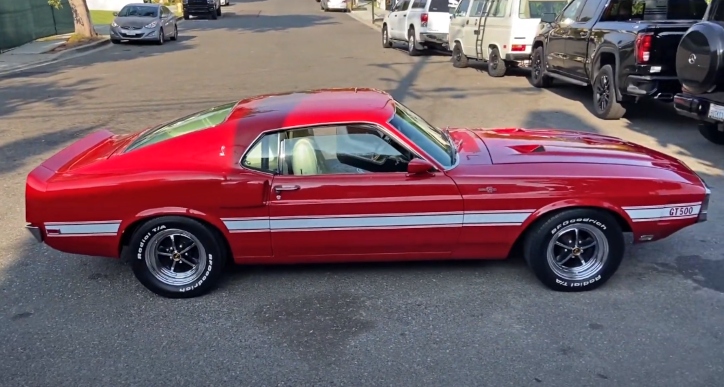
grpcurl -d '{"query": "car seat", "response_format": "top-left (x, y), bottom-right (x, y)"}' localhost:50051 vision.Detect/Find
top-left (291, 137), bottom-right (323, 175)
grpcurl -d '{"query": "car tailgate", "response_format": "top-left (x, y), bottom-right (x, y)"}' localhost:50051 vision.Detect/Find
top-left (645, 21), bottom-right (700, 72)
top-left (425, 12), bottom-right (451, 34)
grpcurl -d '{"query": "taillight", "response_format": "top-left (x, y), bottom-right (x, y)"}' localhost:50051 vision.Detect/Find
top-left (421, 13), bottom-right (428, 27)
top-left (511, 44), bottom-right (526, 52)
top-left (635, 33), bottom-right (653, 63)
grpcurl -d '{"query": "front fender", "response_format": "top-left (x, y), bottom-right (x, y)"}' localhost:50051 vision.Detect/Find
top-left (520, 199), bottom-right (634, 234)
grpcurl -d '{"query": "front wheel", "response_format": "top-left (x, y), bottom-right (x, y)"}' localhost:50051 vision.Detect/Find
top-left (523, 208), bottom-right (625, 292)
top-left (382, 25), bottom-right (392, 48)
top-left (528, 46), bottom-right (552, 88)
top-left (170, 24), bottom-right (178, 41)
top-left (217, 6), bottom-right (222, 16)
top-left (451, 42), bottom-right (468, 68)
top-left (129, 216), bottom-right (229, 298)
top-left (156, 28), bottom-right (164, 45)
top-left (698, 122), bottom-right (724, 145)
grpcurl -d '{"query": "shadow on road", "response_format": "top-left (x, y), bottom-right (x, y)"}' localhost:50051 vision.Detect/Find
top-left (180, 12), bottom-right (339, 33)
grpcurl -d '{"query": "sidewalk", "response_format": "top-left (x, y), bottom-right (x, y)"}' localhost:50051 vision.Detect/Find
top-left (348, 0), bottom-right (389, 31)
top-left (0, 25), bottom-right (111, 76)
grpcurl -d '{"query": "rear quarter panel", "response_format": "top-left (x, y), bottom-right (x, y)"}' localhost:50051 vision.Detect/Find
top-left (447, 162), bottom-right (707, 259)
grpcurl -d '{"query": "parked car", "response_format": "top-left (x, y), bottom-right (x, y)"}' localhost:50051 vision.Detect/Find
top-left (321, 0), bottom-right (350, 12)
top-left (672, 0), bottom-right (724, 145)
top-left (382, 0), bottom-right (453, 54)
top-left (24, 88), bottom-right (710, 298)
top-left (182, 0), bottom-right (222, 19)
top-left (448, 0), bottom-right (568, 77)
top-left (109, 3), bottom-right (179, 45)
top-left (529, 0), bottom-right (707, 120)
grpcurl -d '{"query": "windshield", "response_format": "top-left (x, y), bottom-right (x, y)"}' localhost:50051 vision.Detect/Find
top-left (388, 102), bottom-right (454, 168)
top-left (118, 5), bottom-right (159, 17)
top-left (125, 102), bottom-right (237, 152)
top-left (519, 0), bottom-right (569, 18)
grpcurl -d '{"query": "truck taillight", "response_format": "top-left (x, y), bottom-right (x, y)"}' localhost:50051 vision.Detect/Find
top-left (421, 13), bottom-right (428, 27)
top-left (635, 33), bottom-right (653, 63)
top-left (511, 44), bottom-right (526, 52)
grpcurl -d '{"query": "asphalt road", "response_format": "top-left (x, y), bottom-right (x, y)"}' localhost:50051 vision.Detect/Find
top-left (1, 1), bottom-right (723, 386)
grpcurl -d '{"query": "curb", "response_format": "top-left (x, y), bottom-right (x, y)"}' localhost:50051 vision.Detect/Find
top-left (0, 38), bottom-right (111, 78)
top-left (54, 38), bottom-right (111, 61)
top-left (346, 10), bottom-right (385, 31)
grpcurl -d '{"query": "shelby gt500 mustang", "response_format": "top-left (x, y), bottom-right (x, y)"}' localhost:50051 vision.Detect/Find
top-left (25, 88), bottom-right (711, 298)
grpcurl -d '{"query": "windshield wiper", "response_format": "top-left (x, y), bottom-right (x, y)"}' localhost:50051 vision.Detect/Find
top-left (443, 126), bottom-right (456, 164)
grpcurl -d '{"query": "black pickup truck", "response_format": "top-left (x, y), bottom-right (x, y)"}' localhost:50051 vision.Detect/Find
top-left (529, 0), bottom-right (707, 120)
top-left (673, 0), bottom-right (724, 144)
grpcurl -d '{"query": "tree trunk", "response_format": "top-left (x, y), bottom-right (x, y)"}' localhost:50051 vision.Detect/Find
top-left (68, 0), bottom-right (98, 37)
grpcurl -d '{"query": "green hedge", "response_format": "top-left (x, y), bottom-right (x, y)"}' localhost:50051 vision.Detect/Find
top-left (0, 0), bottom-right (74, 52)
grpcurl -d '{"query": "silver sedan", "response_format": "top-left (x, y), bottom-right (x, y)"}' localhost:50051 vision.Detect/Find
top-left (109, 3), bottom-right (179, 45)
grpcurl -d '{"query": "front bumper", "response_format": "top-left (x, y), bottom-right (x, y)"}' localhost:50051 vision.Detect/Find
top-left (110, 26), bottom-right (161, 41)
top-left (183, 4), bottom-right (216, 14)
top-left (673, 92), bottom-right (724, 125)
top-left (420, 32), bottom-right (448, 46)
top-left (624, 75), bottom-right (681, 101)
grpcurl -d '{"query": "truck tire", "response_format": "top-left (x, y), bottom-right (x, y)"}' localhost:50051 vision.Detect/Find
top-left (699, 122), bottom-right (724, 145)
top-left (592, 65), bottom-right (626, 120)
top-left (676, 22), bottom-right (724, 94)
top-left (529, 46), bottom-right (552, 88)
top-left (452, 42), bottom-right (468, 68)
top-left (487, 47), bottom-right (507, 77)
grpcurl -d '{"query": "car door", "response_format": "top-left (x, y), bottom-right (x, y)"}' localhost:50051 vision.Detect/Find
top-left (390, 0), bottom-right (412, 39)
top-left (449, 0), bottom-right (472, 49)
top-left (544, 0), bottom-right (586, 73)
top-left (463, 0), bottom-right (489, 59)
top-left (267, 123), bottom-right (464, 260)
top-left (563, 0), bottom-right (604, 80)
top-left (161, 6), bottom-right (173, 36)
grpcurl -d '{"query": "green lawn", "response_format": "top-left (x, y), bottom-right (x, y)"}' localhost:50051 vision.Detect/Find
top-left (90, 8), bottom-right (183, 25)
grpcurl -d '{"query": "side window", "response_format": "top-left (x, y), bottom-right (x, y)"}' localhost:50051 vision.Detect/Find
top-left (280, 125), bottom-right (414, 176)
top-left (412, 0), bottom-right (426, 9)
top-left (490, 0), bottom-right (509, 17)
top-left (561, 0), bottom-right (585, 20)
top-left (577, 0), bottom-right (601, 22)
top-left (399, 0), bottom-right (412, 10)
top-left (455, 0), bottom-right (472, 16)
top-left (162, 6), bottom-right (170, 17)
top-left (242, 132), bottom-right (281, 174)
top-left (471, 0), bottom-right (490, 17)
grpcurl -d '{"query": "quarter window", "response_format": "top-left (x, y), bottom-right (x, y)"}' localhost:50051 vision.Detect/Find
top-left (242, 132), bottom-right (281, 174)
top-left (279, 125), bottom-right (414, 176)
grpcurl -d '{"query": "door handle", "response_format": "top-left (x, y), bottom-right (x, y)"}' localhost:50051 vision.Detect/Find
top-left (273, 185), bottom-right (300, 192)
top-left (466, 20), bottom-right (469, 24)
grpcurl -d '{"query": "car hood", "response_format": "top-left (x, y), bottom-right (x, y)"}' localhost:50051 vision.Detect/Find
top-left (114, 16), bottom-right (157, 28)
top-left (454, 127), bottom-right (694, 173)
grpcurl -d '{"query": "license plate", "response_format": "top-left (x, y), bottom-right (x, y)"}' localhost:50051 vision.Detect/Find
top-left (122, 30), bottom-right (138, 35)
top-left (707, 103), bottom-right (724, 122)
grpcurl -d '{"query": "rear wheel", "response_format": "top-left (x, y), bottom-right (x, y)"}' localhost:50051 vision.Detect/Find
top-left (407, 27), bottom-right (421, 56)
top-left (523, 208), bottom-right (625, 292)
top-left (486, 47), bottom-right (506, 77)
top-left (129, 216), bottom-right (229, 298)
top-left (699, 122), bottom-right (724, 145)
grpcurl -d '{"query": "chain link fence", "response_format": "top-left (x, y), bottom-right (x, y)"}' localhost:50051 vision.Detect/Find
top-left (0, 0), bottom-right (75, 52)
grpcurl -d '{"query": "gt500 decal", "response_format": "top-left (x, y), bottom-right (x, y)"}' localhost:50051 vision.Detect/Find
top-left (551, 218), bottom-right (607, 235)
top-left (180, 254), bottom-right (213, 292)
top-left (556, 275), bottom-right (602, 287)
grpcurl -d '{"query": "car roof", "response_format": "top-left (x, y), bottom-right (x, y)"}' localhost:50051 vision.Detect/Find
top-left (225, 88), bottom-right (397, 132)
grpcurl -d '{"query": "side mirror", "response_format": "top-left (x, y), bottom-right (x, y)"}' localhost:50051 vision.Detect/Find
top-left (540, 12), bottom-right (556, 23)
top-left (112, 11), bottom-right (118, 16)
top-left (407, 158), bottom-right (435, 175)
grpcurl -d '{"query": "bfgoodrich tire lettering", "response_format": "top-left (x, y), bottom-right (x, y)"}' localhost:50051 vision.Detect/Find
top-left (130, 216), bottom-right (228, 298)
top-left (523, 208), bottom-right (625, 292)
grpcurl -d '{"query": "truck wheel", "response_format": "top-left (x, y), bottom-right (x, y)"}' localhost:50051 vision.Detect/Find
top-left (129, 216), bottom-right (229, 298)
top-left (452, 42), bottom-right (468, 68)
top-left (486, 47), bottom-right (507, 77)
top-left (183, 12), bottom-right (189, 20)
top-left (382, 24), bottom-right (392, 48)
top-left (523, 208), bottom-right (625, 292)
top-left (699, 122), bottom-right (724, 145)
top-left (592, 64), bottom-right (626, 120)
top-left (407, 27), bottom-right (421, 56)
top-left (529, 46), bottom-right (552, 88)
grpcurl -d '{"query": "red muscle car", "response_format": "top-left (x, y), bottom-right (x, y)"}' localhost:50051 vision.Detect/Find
top-left (25, 88), bottom-right (711, 298)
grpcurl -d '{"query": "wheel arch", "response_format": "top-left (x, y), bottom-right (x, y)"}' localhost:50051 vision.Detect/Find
top-left (506, 201), bottom-right (633, 259)
top-left (591, 47), bottom-right (622, 101)
top-left (118, 208), bottom-right (233, 260)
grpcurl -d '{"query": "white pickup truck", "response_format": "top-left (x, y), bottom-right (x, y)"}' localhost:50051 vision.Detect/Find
top-left (381, 0), bottom-right (454, 55)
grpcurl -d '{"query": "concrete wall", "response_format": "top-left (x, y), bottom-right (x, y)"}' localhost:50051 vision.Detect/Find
top-left (87, 0), bottom-right (136, 11)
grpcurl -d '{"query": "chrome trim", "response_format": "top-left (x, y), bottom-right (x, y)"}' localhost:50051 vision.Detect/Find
top-left (25, 225), bottom-right (43, 243)
top-left (698, 187), bottom-right (711, 223)
top-left (237, 120), bottom-right (436, 175)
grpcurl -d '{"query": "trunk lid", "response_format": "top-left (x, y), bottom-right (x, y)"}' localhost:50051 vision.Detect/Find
top-left (36, 130), bottom-right (132, 174)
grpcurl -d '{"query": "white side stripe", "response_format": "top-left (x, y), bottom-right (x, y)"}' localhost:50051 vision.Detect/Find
top-left (222, 211), bottom-right (535, 232)
top-left (623, 202), bottom-right (702, 222)
top-left (44, 221), bottom-right (121, 236)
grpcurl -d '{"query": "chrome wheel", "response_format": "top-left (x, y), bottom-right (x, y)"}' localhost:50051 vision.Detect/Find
top-left (595, 74), bottom-right (611, 112)
top-left (546, 223), bottom-right (609, 281)
top-left (144, 228), bottom-right (207, 286)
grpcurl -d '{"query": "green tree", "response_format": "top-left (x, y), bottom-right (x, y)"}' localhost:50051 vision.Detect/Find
top-left (48, 0), bottom-right (98, 38)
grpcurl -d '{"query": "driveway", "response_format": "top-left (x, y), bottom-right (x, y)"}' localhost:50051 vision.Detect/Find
top-left (1, 0), bottom-right (722, 385)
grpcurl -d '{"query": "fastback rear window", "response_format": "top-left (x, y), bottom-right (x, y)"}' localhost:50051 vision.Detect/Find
top-left (124, 102), bottom-right (236, 152)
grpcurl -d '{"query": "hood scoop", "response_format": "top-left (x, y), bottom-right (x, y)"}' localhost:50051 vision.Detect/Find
top-left (510, 144), bottom-right (546, 153)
